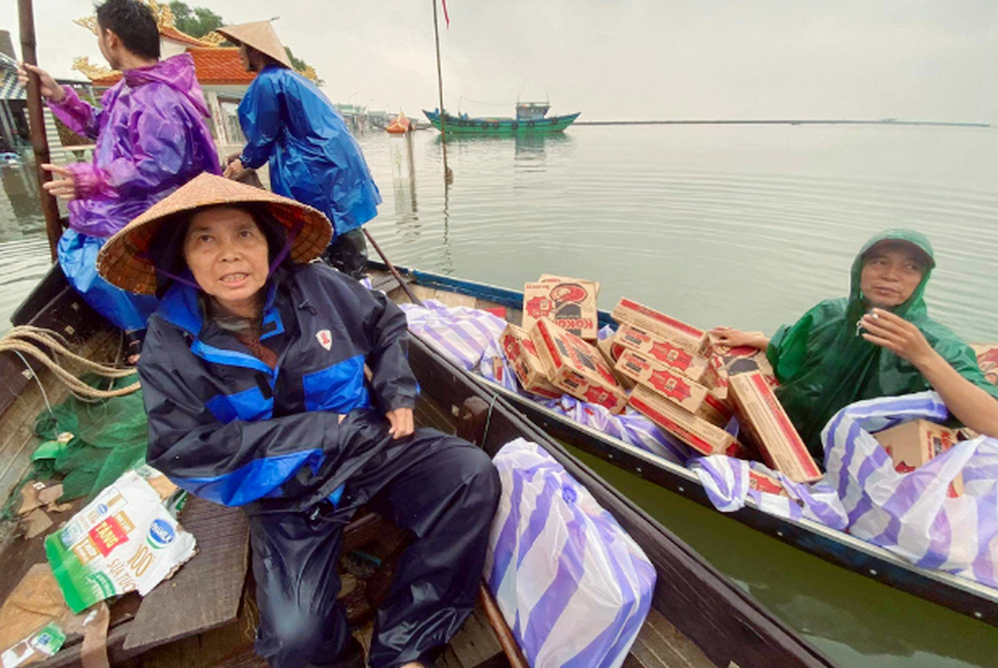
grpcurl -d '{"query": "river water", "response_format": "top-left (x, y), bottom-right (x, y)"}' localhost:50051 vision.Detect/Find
top-left (1, 124), bottom-right (997, 665)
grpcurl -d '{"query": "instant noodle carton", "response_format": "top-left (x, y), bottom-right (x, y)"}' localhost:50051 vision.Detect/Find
top-left (612, 323), bottom-right (712, 383)
top-left (611, 299), bottom-right (709, 357)
top-left (628, 384), bottom-right (739, 456)
top-left (531, 318), bottom-right (627, 414)
top-left (523, 279), bottom-right (599, 340)
top-left (728, 372), bottom-right (822, 483)
top-left (45, 470), bottom-right (196, 613)
top-left (749, 470), bottom-right (788, 497)
top-left (614, 350), bottom-right (709, 413)
top-left (539, 274), bottom-right (600, 298)
top-left (500, 324), bottom-right (562, 399)
top-left (596, 335), bottom-right (634, 389)
top-left (873, 420), bottom-right (964, 497)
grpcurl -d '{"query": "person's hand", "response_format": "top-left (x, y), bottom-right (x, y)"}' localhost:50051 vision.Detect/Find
top-left (18, 63), bottom-right (65, 102)
top-left (41, 164), bottom-right (77, 200)
top-left (710, 327), bottom-right (756, 348)
top-left (859, 308), bottom-right (934, 367)
top-left (223, 158), bottom-right (246, 180)
top-left (385, 407), bottom-right (414, 440)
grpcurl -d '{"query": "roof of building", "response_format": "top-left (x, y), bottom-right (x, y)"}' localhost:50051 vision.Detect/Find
top-left (89, 48), bottom-right (253, 88)
top-left (161, 26), bottom-right (214, 47)
top-left (187, 48), bottom-right (255, 85)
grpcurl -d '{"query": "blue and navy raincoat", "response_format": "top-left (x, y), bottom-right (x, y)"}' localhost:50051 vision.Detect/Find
top-left (136, 263), bottom-right (416, 514)
top-left (238, 66), bottom-right (382, 238)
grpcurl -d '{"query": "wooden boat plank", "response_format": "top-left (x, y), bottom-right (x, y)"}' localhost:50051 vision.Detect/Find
top-left (122, 497), bottom-right (250, 652)
top-left (434, 291), bottom-right (478, 310)
top-left (447, 607), bottom-right (504, 668)
top-left (631, 608), bottom-right (715, 668)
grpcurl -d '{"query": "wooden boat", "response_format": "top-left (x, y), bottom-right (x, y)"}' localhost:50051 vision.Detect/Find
top-left (370, 262), bottom-right (998, 631)
top-left (424, 102), bottom-right (580, 135)
top-left (0, 266), bottom-right (836, 667)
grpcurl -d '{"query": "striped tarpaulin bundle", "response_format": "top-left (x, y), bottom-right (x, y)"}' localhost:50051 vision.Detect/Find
top-left (485, 438), bottom-right (656, 668)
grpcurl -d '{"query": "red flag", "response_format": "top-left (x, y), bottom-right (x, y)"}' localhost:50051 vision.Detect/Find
top-left (441, 0), bottom-right (450, 27)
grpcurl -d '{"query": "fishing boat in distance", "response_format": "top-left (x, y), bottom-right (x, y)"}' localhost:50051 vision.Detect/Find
top-left (423, 101), bottom-right (581, 134)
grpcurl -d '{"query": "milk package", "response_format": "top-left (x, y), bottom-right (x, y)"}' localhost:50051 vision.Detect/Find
top-left (45, 468), bottom-right (196, 613)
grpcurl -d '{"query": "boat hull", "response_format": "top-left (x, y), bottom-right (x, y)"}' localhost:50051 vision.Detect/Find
top-left (371, 261), bottom-right (998, 628)
top-left (423, 110), bottom-right (580, 134)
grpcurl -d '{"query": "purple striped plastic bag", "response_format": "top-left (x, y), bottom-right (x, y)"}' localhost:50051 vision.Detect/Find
top-left (822, 391), bottom-right (998, 588)
top-left (485, 439), bottom-right (656, 668)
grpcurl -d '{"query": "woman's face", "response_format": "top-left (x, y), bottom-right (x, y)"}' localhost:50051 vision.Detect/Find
top-left (183, 207), bottom-right (270, 317)
top-left (860, 243), bottom-right (926, 309)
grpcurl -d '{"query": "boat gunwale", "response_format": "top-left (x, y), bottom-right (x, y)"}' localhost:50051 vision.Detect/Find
top-left (374, 261), bottom-right (998, 624)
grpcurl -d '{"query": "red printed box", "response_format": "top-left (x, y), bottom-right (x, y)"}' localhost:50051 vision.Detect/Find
top-left (628, 384), bottom-right (739, 456)
top-left (500, 324), bottom-right (562, 399)
top-left (728, 372), bottom-right (822, 483)
top-left (532, 318), bottom-right (627, 414)
top-left (523, 280), bottom-right (599, 340)
top-left (611, 299), bottom-right (709, 357)
top-left (614, 349), bottom-right (709, 413)
top-left (613, 323), bottom-right (711, 382)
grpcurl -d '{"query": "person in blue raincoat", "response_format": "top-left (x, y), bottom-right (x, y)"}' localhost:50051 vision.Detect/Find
top-left (218, 21), bottom-right (381, 280)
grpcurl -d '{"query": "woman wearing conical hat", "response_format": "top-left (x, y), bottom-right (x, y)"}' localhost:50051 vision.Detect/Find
top-left (217, 20), bottom-right (381, 280)
top-left (97, 174), bottom-right (499, 668)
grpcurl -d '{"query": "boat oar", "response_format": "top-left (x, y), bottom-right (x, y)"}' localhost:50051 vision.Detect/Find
top-left (18, 0), bottom-right (62, 262)
top-left (362, 228), bottom-right (424, 307)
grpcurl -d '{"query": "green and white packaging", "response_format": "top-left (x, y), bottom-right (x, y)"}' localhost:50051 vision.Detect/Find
top-left (1, 622), bottom-right (66, 668)
top-left (45, 470), bottom-right (197, 613)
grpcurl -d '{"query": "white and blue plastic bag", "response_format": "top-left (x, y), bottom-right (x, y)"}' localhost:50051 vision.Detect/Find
top-left (485, 438), bottom-right (656, 668)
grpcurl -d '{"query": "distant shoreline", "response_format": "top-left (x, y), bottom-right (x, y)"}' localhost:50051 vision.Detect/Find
top-left (574, 119), bottom-right (990, 128)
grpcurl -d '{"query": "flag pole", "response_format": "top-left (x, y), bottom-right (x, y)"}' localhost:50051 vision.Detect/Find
top-left (431, 0), bottom-right (452, 183)
top-left (18, 0), bottom-right (63, 262)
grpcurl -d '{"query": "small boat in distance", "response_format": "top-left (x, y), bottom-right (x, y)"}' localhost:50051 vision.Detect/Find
top-left (424, 102), bottom-right (581, 134)
top-left (386, 111), bottom-right (413, 134)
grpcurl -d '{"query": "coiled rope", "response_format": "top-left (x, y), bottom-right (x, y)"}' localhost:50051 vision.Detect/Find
top-left (0, 326), bottom-right (140, 400)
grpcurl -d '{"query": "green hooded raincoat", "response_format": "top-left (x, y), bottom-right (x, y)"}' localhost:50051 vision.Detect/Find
top-left (765, 229), bottom-right (998, 458)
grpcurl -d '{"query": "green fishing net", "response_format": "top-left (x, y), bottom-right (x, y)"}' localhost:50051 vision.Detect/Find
top-left (31, 375), bottom-right (148, 503)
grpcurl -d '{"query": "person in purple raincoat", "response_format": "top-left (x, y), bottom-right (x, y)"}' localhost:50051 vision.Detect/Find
top-left (19, 0), bottom-right (218, 361)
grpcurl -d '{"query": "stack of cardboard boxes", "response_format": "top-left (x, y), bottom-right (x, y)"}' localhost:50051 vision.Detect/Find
top-left (608, 298), bottom-right (822, 483)
top-left (504, 282), bottom-right (968, 491)
top-left (504, 276), bottom-right (627, 414)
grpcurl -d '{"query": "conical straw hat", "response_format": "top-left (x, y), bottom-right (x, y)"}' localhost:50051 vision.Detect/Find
top-left (216, 21), bottom-right (294, 69)
top-left (96, 173), bottom-right (332, 295)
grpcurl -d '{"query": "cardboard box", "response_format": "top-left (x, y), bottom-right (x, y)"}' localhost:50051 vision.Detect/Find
top-left (613, 323), bottom-right (711, 382)
top-left (524, 280), bottom-right (599, 340)
top-left (532, 318), bottom-right (627, 414)
top-left (596, 336), bottom-right (635, 389)
top-left (615, 350), bottom-right (709, 413)
top-left (873, 420), bottom-right (964, 497)
top-left (611, 299), bottom-right (708, 356)
top-left (539, 274), bottom-right (600, 298)
top-left (748, 470), bottom-right (787, 497)
top-left (499, 324), bottom-right (562, 399)
top-left (698, 391), bottom-right (733, 427)
top-left (728, 372), bottom-right (822, 483)
top-left (628, 384), bottom-right (739, 456)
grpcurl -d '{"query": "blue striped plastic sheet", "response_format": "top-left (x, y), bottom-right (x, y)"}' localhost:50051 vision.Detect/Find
top-left (691, 391), bottom-right (998, 590)
top-left (485, 438), bottom-right (656, 668)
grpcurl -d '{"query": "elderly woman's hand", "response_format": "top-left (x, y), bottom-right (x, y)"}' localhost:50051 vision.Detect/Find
top-left (710, 327), bottom-right (770, 350)
top-left (386, 407), bottom-right (414, 439)
top-left (860, 308), bottom-right (934, 367)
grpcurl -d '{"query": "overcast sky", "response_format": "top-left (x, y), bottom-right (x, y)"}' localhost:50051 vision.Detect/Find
top-left (3, 1), bottom-right (996, 122)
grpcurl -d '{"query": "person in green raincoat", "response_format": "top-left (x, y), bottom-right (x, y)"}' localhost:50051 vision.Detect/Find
top-left (712, 229), bottom-right (998, 458)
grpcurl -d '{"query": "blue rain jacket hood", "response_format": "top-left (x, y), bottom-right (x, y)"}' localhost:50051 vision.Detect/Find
top-left (238, 66), bottom-right (382, 238)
